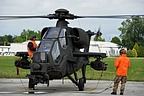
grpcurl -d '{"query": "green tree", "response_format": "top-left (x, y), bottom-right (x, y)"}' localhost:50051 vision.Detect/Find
top-left (0, 36), bottom-right (5, 45)
top-left (118, 16), bottom-right (144, 49)
top-left (13, 36), bottom-right (24, 43)
top-left (133, 43), bottom-right (139, 52)
top-left (132, 48), bottom-right (137, 57)
top-left (137, 45), bottom-right (144, 57)
top-left (94, 36), bottom-right (105, 41)
top-left (3, 35), bottom-right (13, 46)
top-left (111, 36), bottom-right (122, 45)
top-left (127, 49), bottom-right (137, 57)
top-left (13, 29), bottom-right (41, 43)
top-left (127, 49), bottom-right (133, 57)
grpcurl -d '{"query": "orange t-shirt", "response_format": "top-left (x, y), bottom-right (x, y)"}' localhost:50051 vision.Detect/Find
top-left (114, 54), bottom-right (130, 76)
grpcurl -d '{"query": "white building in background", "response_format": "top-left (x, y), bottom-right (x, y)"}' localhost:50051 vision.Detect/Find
top-left (0, 46), bottom-right (11, 55)
top-left (10, 41), bottom-right (40, 53)
top-left (89, 41), bottom-right (122, 57)
top-left (1, 41), bottom-right (122, 56)
top-left (0, 41), bottom-right (40, 56)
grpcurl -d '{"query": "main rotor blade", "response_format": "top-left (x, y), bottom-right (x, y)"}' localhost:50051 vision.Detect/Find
top-left (74, 15), bottom-right (144, 19)
top-left (0, 15), bottom-right (56, 20)
top-left (0, 14), bottom-right (144, 20)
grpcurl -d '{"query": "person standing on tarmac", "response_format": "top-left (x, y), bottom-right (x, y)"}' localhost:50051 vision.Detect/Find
top-left (111, 49), bottom-right (130, 95)
top-left (27, 35), bottom-right (38, 59)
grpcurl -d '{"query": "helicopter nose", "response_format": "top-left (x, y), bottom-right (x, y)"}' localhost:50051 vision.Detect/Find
top-left (31, 63), bottom-right (41, 70)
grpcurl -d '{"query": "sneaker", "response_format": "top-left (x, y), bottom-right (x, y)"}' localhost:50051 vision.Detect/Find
top-left (120, 92), bottom-right (123, 95)
top-left (111, 92), bottom-right (117, 95)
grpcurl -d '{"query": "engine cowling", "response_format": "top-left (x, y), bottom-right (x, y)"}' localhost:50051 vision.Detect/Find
top-left (73, 28), bottom-right (89, 49)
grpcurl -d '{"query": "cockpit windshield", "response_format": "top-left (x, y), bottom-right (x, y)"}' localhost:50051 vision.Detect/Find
top-left (43, 27), bottom-right (60, 39)
top-left (37, 27), bottom-right (61, 52)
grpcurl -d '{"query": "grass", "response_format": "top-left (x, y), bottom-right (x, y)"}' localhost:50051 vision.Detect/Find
top-left (0, 56), bottom-right (144, 81)
top-left (0, 56), bottom-right (29, 78)
top-left (83, 57), bottom-right (144, 81)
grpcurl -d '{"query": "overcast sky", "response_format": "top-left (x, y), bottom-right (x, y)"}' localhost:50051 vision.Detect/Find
top-left (0, 0), bottom-right (144, 41)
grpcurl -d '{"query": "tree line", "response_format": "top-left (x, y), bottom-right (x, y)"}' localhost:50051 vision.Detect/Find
top-left (0, 29), bottom-right (41, 46)
top-left (92, 16), bottom-right (144, 57)
top-left (0, 16), bottom-right (144, 56)
top-left (116, 16), bottom-right (144, 57)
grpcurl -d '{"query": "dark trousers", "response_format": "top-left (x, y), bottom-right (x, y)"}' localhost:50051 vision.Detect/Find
top-left (113, 75), bottom-right (127, 93)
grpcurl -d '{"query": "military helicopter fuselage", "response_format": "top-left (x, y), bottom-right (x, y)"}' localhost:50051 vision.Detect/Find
top-left (14, 9), bottom-right (108, 91)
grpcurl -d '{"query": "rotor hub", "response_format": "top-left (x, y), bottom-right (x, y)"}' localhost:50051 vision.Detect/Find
top-left (55, 9), bottom-right (69, 15)
top-left (48, 9), bottom-right (75, 20)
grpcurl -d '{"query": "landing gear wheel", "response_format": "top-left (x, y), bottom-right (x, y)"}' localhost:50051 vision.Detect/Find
top-left (29, 79), bottom-right (35, 89)
top-left (78, 78), bottom-right (84, 91)
top-left (28, 79), bottom-right (35, 94)
top-left (47, 80), bottom-right (49, 87)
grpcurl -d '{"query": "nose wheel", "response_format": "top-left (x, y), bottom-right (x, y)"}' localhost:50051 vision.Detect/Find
top-left (78, 78), bottom-right (84, 91)
top-left (28, 78), bottom-right (36, 94)
top-left (29, 78), bottom-right (35, 90)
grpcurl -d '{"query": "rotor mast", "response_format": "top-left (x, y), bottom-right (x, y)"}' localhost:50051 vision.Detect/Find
top-left (52, 9), bottom-right (75, 27)
top-left (56, 19), bottom-right (69, 27)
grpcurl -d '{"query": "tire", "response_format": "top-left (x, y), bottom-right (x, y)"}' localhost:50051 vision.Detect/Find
top-left (78, 78), bottom-right (84, 91)
top-left (29, 79), bottom-right (35, 89)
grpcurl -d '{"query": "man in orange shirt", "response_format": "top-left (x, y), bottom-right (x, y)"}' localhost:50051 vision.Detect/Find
top-left (27, 35), bottom-right (38, 59)
top-left (111, 49), bottom-right (130, 95)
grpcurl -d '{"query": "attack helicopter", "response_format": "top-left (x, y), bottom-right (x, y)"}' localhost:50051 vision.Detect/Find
top-left (0, 8), bottom-right (141, 91)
